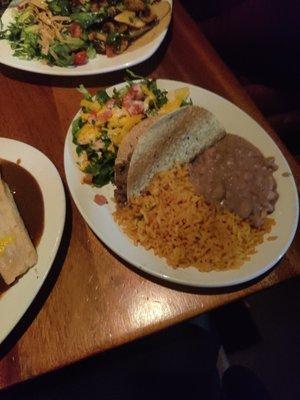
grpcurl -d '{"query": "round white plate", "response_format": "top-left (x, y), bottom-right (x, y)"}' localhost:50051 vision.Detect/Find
top-left (0, 138), bottom-right (65, 344)
top-left (64, 79), bottom-right (299, 288)
top-left (0, 0), bottom-right (172, 76)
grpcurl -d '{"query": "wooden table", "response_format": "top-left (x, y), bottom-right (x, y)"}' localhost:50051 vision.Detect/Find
top-left (0, 1), bottom-right (299, 390)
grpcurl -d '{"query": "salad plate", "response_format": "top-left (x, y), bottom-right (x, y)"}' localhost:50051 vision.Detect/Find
top-left (0, 138), bottom-right (65, 344)
top-left (0, 0), bottom-right (172, 76)
top-left (64, 79), bottom-right (299, 288)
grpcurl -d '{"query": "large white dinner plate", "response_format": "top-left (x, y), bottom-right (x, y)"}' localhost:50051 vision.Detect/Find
top-left (0, 0), bottom-right (172, 76)
top-left (64, 80), bottom-right (299, 288)
top-left (0, 138), bottom-right (65, 344)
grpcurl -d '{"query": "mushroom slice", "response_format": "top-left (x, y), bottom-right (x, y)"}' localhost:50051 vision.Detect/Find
top-left (114, 11), bottom-right (145, 28)
top-left (139, 5), bottom-right (157, 24)
top-left (124, 0), bottom-right (146, 12)
top-left (115, 38), bottom-right (129, 54)
top-left (151, 1), bottom-right (171, 21)
top-left (128, 23), bottom-right (154, 39)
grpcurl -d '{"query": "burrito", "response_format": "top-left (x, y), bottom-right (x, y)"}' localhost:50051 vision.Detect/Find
top-left (0, 174), bottom-right (37, 285)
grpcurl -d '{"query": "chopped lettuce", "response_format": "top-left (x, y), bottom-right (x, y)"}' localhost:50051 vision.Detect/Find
top-left (147, 79), bottom-right (168, 109)
top-left (72, 73), bottom-right (190, 188)
top-left (86, 45), bottom-right (97, 59)
top-left (47, 0), bottom-right (71, 16)
top-left (84, 149), bottom-right (115, 187)
top-left (96, 89), bottom-right (110, 105)
top-left (9, 24), bottom-right (40, 59)
top-left (72, 116), bottom-right (84, 143)
top-left (64, 36), bottom-right (85, 51)
top-left (70, 10), bottom-right (108, 29)
top-left (77, 85), bottom-right (92, 101)
top-left (48, 42), bottom-right (74, 66)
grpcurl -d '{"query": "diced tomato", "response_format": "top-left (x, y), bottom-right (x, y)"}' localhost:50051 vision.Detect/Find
top-left (94, 194), bottom-right (108, 206)
top-left (106, 45), bottom-right (115, 58)
top-left (74, 51), bottom-right (88, 66)
top-left (125, 101), bottom-right (144, 115)
top-left (122, 84), bottom-right (145, 115)
top-left (105, 99), bottom-right (115, 109)
top-left (97, 109), bottom-right (113, 123)
top-left (122, 92), bottom-right (132, 106)
top-left (70, 22), bottom-right (82, 38)
top-left (123, 93), bottom-right (144, 115)
top-left (130, 84), bottom-right (144, 100)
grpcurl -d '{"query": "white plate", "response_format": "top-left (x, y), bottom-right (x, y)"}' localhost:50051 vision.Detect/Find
top-left (0, 0), bottom-right (172, 76)
top-left (64, 79), bottom-right (299, 288)
top-left (0, 138), bottom-right (65, 344)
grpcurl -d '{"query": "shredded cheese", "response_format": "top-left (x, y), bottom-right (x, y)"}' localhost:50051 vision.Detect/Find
top-left (18, 0), bottom-right (70, 56)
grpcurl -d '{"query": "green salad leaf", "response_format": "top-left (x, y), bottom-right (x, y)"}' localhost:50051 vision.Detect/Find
top-left (48, 42), bottom-right (74, 66)
top-left (87, 45), bottom-right (97, 59)
top-left (147, 79), bottom-right (168, 109)
top-left (85, 149), bottom-right (115, 187)
top-left (70, 10), bottom-right (108, 29)
top-left (106, 31), bottom-right (122, 46)
top-left (64, 36), bottom-right (85, 51)
top-left (125, 69), bottom-right (144, 80)
top-left (96, 89), bottom-right (110, 105)
top-left (47, 0), bottom-right (71, 16)
top-left (181, 98), bottom-right (193, 107)
top-left (72, 116), bottom-right (84, 143)
top-left (10, 25), bottom-right (40, 59)
top-left (77, 85), bottom-right (92, 101)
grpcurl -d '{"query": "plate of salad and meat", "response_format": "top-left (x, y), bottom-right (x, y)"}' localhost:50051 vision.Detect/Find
top-left (64, 72), bottom-right (298, 287)
top-left (0, 0), bottom-right (171, 75)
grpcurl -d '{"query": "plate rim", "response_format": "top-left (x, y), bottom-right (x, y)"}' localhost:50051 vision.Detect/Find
top-left (0, 0), bottom-right (172, 76)
top-left (64, 79), bottom-right (299, 288)
top-left (0, 138), bottom-right (66, 344)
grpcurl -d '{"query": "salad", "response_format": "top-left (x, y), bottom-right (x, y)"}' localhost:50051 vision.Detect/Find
top-left (0, 0), bottom-right (170, 67)
top-left (72, 71), bottom-right (192, 187)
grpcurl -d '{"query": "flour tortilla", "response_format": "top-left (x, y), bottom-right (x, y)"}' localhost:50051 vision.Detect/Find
top-left (127, 105), bottom-right (226, 200)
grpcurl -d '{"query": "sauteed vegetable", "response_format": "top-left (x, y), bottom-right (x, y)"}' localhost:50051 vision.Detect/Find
top-left (0, 0), bottom-right (170, 66)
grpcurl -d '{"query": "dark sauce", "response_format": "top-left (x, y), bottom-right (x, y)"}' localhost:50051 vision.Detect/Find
top-left (0, 159), bottom-right (45, 295)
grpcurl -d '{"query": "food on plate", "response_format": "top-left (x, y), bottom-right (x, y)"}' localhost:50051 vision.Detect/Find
top-left (0, 0), bottom-right (171, 67)
top-left (72, 73), bottom-right (191, 187)
top-left (114, 164), bottom-right (275, 271)
top-left (70, 75), bottom-right (279, 271)
top-left (94, 193), bottom-right (108, 205)
top-left (114, 114), bottom-right (160, 203)
top-left (113, 106), bottom-right (279, 271)
top-left (189, 134), bottom-right (279, 227)
top-left (115, 105), bottom-right (225, 203)
top-left (0, 164), bottom-right (38, 285)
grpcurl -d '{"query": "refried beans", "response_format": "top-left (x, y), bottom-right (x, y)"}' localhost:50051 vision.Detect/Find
top-left (188, 134), bottom-right (279, 227)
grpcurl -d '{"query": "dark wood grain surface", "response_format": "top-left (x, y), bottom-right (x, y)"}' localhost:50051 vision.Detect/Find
top-left (0, 0), bottom-right (299, 390)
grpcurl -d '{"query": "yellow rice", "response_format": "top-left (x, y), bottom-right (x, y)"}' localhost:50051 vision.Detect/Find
top-left (114, 165), bottom-right (275, 271)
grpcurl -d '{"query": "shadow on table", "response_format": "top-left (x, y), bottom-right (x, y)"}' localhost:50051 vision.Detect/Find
top-left (0, 184), bottom-right (73, 360)
top-left (0, 20), bottom-right (173, 89)
top-left (0, 319), bottom-right (221, 400)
